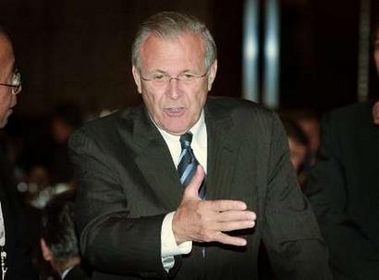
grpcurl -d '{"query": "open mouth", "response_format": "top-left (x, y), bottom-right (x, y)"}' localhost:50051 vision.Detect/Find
top-left (164, 107), bottom-right (185, 117)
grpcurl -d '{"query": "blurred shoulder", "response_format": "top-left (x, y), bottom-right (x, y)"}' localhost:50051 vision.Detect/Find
top-left (325, 101), bottom-right (374, 126)
top-left (72, 105), bottom-right (145, 135)
top-left (206, 96), bottom-right (275, 119)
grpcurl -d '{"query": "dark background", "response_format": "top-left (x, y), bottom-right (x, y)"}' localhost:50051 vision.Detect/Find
top-left (1, 2), bottom-right (378, 278)
top-left (0, 0), bottom-right (378, 119)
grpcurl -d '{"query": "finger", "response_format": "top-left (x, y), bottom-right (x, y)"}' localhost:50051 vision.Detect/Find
top-left (217, 210), bottom-right (256, 223)
top-left (209, 199), bottom-right (248, 212)
top-left (183, 165), bottom-right (205, 198)
top-left (213, 232), bottom-right (248, 247)
top-left (215, 220), bottom-right (256, 233)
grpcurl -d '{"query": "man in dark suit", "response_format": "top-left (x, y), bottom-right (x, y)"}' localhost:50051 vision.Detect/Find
top-left (305, 21), bottom-right (379, 280)
top-left (0, 26), bottom-right (37, 279)
top-left (305, 101), bottom-right (379, 279)
top-left (69, 11), bottom-right (331, 279)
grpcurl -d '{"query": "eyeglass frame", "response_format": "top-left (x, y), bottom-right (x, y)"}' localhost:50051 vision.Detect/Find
top-left (0, 70), bottom-right (22, 95)
top-left (140, 71), bottom-right (208, 87)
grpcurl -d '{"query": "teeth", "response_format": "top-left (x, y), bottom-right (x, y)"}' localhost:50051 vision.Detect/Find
top-left (166, 107), bottom-right (183, 111)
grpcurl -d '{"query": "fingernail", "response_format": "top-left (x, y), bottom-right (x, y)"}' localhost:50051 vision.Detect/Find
top-left (240, 239), bottom-right (247, 246)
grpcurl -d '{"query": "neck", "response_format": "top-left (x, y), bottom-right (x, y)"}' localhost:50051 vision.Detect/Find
top-left (55, 256), bottom-right (81, 276)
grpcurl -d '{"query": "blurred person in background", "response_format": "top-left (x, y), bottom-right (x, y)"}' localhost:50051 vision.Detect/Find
top-left (280, 116), bottom-right (309, 188)
top-left (0, 24), bottom-right (37, 279)
top-left (49, 102), bottom-right (83, 187)
top-left (305, 19), bottom-right (379, 279)
top-left (19, 103), bottom-right (84, 278)
top-left (22, 102), bottom-right (83, 210)
top-left (40, 190), bottom-right (91, 280)
top-left (280, 108), bottom-right (321, 170)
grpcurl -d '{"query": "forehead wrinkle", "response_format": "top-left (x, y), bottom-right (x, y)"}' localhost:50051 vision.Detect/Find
top-left (0, 34), bottom-right (15, 81)
top-left (0, 35), bottom-right (14, 63)
top-left (140, 32), bottom-right (206, 73)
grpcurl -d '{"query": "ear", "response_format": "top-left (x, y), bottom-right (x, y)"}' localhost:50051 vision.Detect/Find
top-left (40, 238), bottom-right (53, 262)
top-left (132, 65), bottom-right (142, 94)
top-left (207, 60), bottom-right (218, 91)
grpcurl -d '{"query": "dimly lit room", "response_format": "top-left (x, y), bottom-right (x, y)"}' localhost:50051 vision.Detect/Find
top-left (0, 0), bottom-right (378, 279)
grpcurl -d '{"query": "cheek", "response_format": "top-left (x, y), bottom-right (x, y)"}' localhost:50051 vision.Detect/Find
top-left (0, 91), bottom-right (10, 105)
top-left (189, 93), bottom-right (206, 116)
top-left (0, 101), bottom-right (9, 120)
top-left (192, 85), bottom-right (208, 106)
top-left (141, 89), bottom-right (162, 113)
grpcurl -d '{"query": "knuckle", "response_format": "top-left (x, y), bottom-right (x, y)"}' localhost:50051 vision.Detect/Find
top-left (202, 231), bottom-right (214, 242)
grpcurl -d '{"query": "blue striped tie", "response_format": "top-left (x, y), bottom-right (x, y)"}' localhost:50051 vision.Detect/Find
top-left (178, 133), bottom-right (206, 199)
top-left (178, 132), bottom-right (198, 187)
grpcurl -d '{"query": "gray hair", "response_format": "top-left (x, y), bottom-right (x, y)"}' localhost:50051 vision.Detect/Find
top-left (131, 11), bottom-right (217, 71)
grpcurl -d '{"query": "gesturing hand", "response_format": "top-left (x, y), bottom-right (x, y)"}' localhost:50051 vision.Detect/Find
top-left (172, 165), bottom-right (256, 246)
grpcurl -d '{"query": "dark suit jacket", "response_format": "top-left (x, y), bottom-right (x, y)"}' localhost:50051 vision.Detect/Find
top-left (305, 101), bottom-right (379, 279)
top-left (64, 264), bottom-right (91, 280)
top-left (0, 148), bottom-right (37, 280)
top-left (69, 96), bottom-right (331, 280)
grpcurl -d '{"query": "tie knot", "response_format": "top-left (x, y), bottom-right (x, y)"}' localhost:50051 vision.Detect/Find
top-left (180, 132), bottom-right (193, 149)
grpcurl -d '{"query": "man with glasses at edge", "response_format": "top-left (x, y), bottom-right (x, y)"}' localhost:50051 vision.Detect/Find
top-left (0, 25), bottom-right (37, 280)
top-left (69, 11), bottom-right (331, 279)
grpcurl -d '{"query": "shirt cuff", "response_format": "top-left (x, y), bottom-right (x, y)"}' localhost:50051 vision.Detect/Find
top-left (161, 211), bottom-right (192, 257)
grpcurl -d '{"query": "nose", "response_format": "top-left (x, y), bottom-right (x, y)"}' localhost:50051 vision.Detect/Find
top-left (166, 78), bottom-right (181, 99)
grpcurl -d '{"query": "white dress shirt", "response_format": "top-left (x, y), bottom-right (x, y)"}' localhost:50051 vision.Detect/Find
top-left (0, 203), bottom-right (4, 247)
top-left (155, 111), bottom-right (207, 271)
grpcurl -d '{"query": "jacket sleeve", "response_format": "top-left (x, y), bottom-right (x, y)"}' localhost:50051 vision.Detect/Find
top-left (69, 128), bottom-right (177, 279)
top-left (261, 113), bottom-right (332, 280)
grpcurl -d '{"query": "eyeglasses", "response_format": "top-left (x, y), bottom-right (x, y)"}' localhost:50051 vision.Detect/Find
top-left (140, 71), bottom-right (208, 87)
top-left (0, 70), bottom-right (22, 95)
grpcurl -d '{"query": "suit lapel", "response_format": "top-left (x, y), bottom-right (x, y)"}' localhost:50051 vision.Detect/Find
top-left (205, 105), bottom-right (240, 200)
top-left (131, 108), bottom-right (183, 210)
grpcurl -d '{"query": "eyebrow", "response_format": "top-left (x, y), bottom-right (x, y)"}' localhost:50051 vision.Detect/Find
top-left (148, 69), bottom-right (198, 74)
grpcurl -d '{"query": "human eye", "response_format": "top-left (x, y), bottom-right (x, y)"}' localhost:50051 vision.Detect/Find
top-left (179, 73), bottom-right (195, 81)
top-left (152, 73), bottom-right (167, 81)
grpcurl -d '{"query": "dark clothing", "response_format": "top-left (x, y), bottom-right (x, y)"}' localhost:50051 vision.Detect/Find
top-left (69, 96), bottom-right (331, 280)
top-left (0, 148), bottom-right (37, 280)
top-left (305, 101), bottom-right (379, 279)
top-left (64, 264), bottom-right (91, 280)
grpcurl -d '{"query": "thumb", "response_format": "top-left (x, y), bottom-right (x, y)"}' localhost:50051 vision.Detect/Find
top-left (183, 165), bottom-right (205, 198)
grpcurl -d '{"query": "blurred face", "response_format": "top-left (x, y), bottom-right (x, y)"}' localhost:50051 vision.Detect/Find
top-left (288, 138), bottom-right (307, 173)
top-left (0, 34), bottom-right (17, 128)
top-left (132, 31), bottom-right (217, 135)
top-left (375, 30), bottom-right (379, 74)
top-left (51, 117), bottom-right (73, 144)
top-left (297, 118), bottom-right (320, 153)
